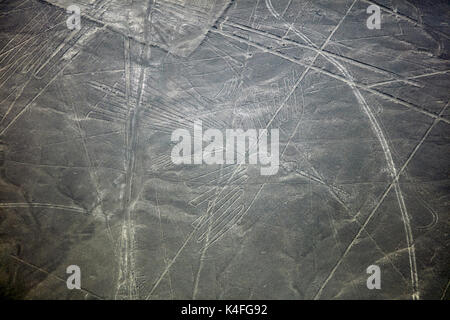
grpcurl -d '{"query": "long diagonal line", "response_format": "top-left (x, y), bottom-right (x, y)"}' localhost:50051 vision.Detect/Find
top-left (8, 254), bottom-right (103, 300)
top-left (0, 202), bottom-right (86, 213)
top-left (18, 0), bottom-right (447, 300)
top-left (145, 183), bottom-right (264, 299)
top-left (265, 0), bottom-right (422, 299)
top-left (314, 101), bottom-right (448, 299)
top-left (210, 28), bottom-right (450, 125)
top-left (266, 0), bottom-right (382, 299)
top-left (146, 0), bottom-right (359, 298)
top-left (212, 14), bottom-right (445, 298)
top-left (0, 46), bottom-right (78, 136)
top-left (147, 0), bottom-right (357, 299)
top-left (221, 19), bottom-right (420, 87)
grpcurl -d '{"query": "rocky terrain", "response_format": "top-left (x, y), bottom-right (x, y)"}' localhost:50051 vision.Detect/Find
top-left (0, 0), bottom-right (448, 299)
